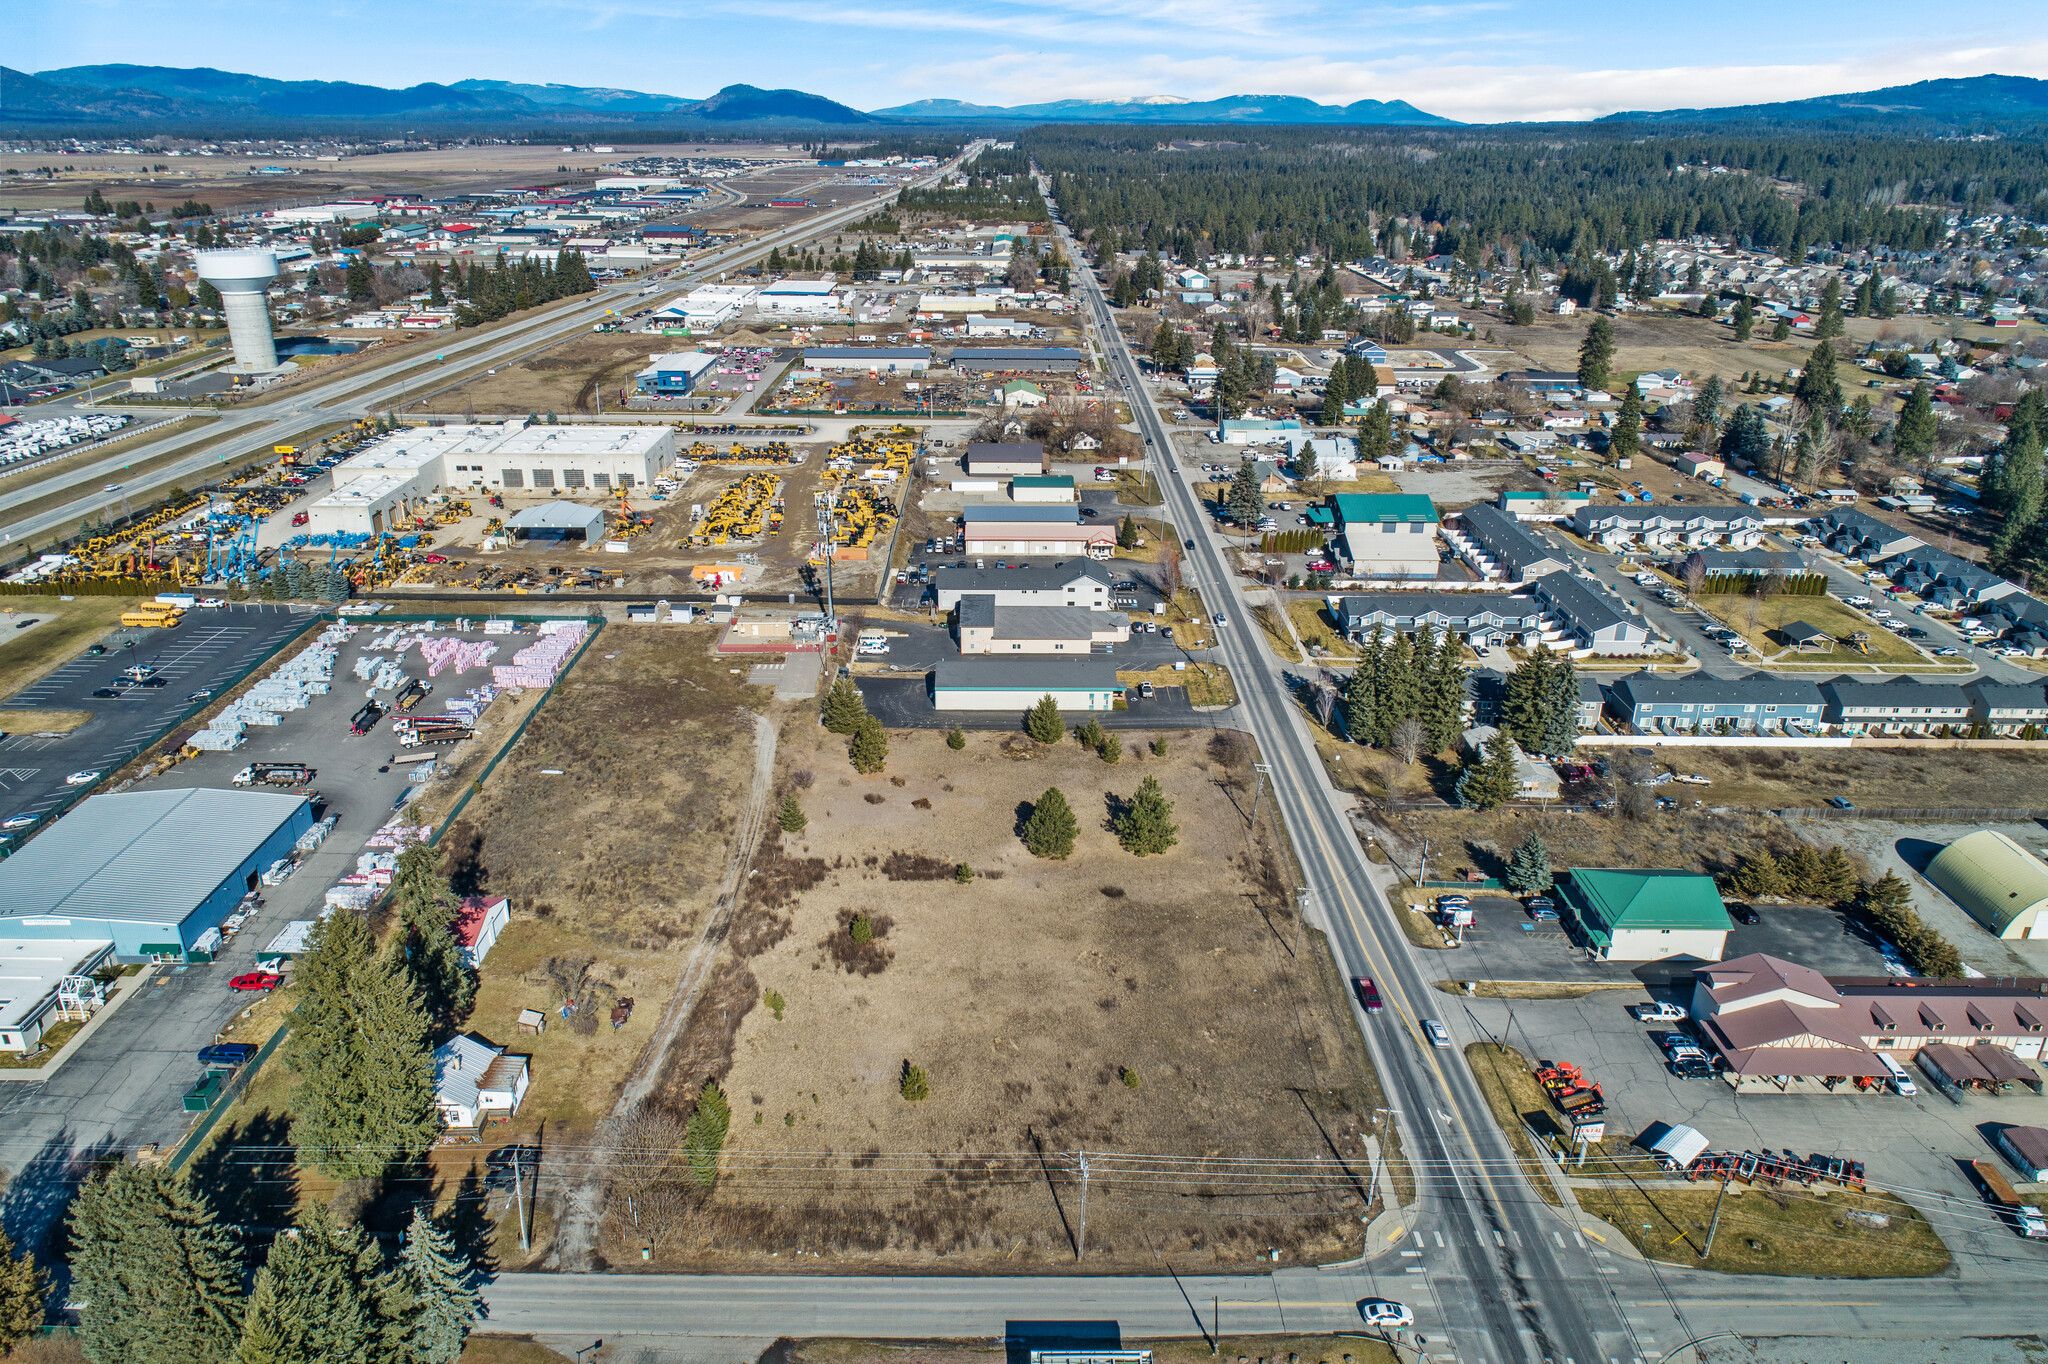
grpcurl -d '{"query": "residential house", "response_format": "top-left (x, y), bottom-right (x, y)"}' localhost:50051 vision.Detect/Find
top-left (1818, 677), bottom-right (1971, 733)
top-left (1328, 592), bottom-right (1544, 649)
top-left (1571, 505), bottom-right (1765, 551)
top-left (432, 1034), bottom-right (531, 1130)
top-left (1457, 503), bottom-right (1571, 582)
top-left (1460, 725), bottom-right (1561, 801)
top-left (1329, 493), bottom-right (1440, 579)
top-left (1609, 671), bottom-right (1824, 733)
top-left (1560, 868), bottom-right (1732, 963)
top-left (1965, 679), bottom-right (2048, 734)
top-left (1532, 573), bottom-right (1657, 654)
top-left (1000, 379), bottom-right (1047, 408)
top-left (1298, 436), bottom-right (1357, 482)
top-left (1881, 545), bottom-right (2021, 607)
top-left (1817, 507), bottom-right (1923, 563)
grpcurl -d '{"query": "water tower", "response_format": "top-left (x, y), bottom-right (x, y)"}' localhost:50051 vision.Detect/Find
top-left (193, 247), bottom-right (281, 372)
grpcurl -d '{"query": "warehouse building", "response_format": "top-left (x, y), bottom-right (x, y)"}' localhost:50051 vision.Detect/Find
top-left (0, 789), bottom-right (314, 961)
top-left (804, 346), bottom-right (930, 373)
top-left (1010, 474), bottom-right (1076, 503)
top-left (308, 422), bottom-right (675, 535)
top-left (955, 596), bottom-right (1129, 654)
top-left (963, 442), bottom-right (1047, 477)
top-left (758, 278), bottom-right (844, 314)
top-left (0, 938), bottom-right (116, 1052)
top-left (506, 501), bottom-right (608, 543)
top-left (1925, 831), bottom-right (2048, 940)
top-left (1559, 868), bottom-right (1732, 962)
top-left (1329, 494), bottom-right (1440, 579)
top-left (932, 659), bottom-right (1122, 712)
top-left (635, 352), bottom-right (718, 395)
top-left (961, 505), bottom-right (1114, 558)
top-left (932, 559), bottom-right (1113, 612)
top-left (949, 347), bottom-right (1085, 376)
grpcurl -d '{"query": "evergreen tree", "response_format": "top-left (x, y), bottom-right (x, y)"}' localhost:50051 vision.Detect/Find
top-left (1813, 846), bottom-right (1860, 904)
top-left (389, 1210), bottom-right (477, 1364)
top-left (390, 842), bottom-right (474, 1033)
top-left (1354, 400), bottom-right (1395, 462)
top-left (235, 1205), bottom-right (390, 1364)
top-left (0, 1223), bottom-right (45, 1357)
top-left (849, 716), bottom-right (889, 773)
top-left (70, 1163), bottom-right (244, 1364)
top-left (1694, 373), bottom-right (1724, 432)
top-left (1342, 635), bottom-right (1380, 742)
top-left (1609, 385), bottom-right (1642, 461)
top-left (1793, 339), bottom-right (1843, 424)
top-left (685, 1079), bottom-right (732, 1188)
top-left (344, 255), bottom-right (374, 302)
top-left (426, 263), bottom-right (446, 307)
top-left (946, 725), bottom-right (967, 750)
top-left (1576, 316), bottom-right (1615, 391)
top-left (285, 912), bottom-right (439, 1181)
top-left (1538, 651), bottom-right (1580, 758)
top-left (1420, 625), bottom-right (1466, 753)
top-left (1117, 514), bottom-right (1139, 549)
top-left (1730, 850), bottom-right (1783, 899)
top-left (1226, 457), bottom-right (1264, 527)
top-left (820, 676), bottom-right (868, 733)
top-left (1504, 831), bottom-right (1553, 895)
top-left (1815, 276), bottom-right (1845, 339)
top-left (1023, 786), bottom-right (1079, 859)
top-left (1732, 294), bottom-right (1755, 342)
top-left (1376, 630), bottom-right (1420, 746)
top-left (1894, 381), bottom-right (1938, 464)
top-left (1115, 776), bottom-right (1179, 855)
top-left (1455, 730), bottom-right (1520, 811)
top-left (777, 794), bottom-right (807, 833)
top-left (1502, 649), bottom-right (1553, 754)
top-left (1025, 693), bottom-right (1065, 744)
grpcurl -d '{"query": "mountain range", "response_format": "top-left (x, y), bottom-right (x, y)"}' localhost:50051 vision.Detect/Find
top-left (3, 65), bottom-right (2046, 131)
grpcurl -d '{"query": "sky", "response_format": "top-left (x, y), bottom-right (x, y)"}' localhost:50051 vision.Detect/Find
top-left (13, 0), bottom-right (2048, 123)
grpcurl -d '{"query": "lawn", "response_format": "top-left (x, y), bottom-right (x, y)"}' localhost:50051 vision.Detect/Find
top-left (1576, 1179), bottom-right (1951, 1277)
top-left (0, 596), bottom-right (143, 702)
top-left (0, 1018), bottom-right (83, 1068)
top-left (1286, 598), bottom-right (1361, 658)
top-left (1117, 662), bottom-right (1238, 707)
top-left (1114, 470), bottom-right (1163, 505)
top-left (1690, 591), bottom-right (1924, 666)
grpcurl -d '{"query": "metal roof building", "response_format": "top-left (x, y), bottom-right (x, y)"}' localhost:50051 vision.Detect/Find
top-left (931, 659), bottom-right (1122, 712)
top-left (0, 789), bottom-right (314, 960)
top-left (1925, 830), bottom-right (2048, 940)
top-left (506, 500), bottom-right (608, 542)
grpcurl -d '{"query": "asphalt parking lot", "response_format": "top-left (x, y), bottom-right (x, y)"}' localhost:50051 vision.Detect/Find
top-left (1427, 894), bottom-right (1897, 988)
top-left (0, 605), bottom-right (320, 835)
top-left (0, 616), bottom-right (530, 1251)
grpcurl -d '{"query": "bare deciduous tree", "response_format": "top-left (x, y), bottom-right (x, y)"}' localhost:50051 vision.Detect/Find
top-left (604, 1107), bottom-right (689, 1228)
top-left (1390, 716), bottom-right (1427, 766)
top-left (1681, 553), bottom-right (1707, 601)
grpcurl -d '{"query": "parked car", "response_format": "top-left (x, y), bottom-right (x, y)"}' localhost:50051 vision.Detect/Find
top-left (1827, 796), bottom-right (1855, 809)
top-left (1729, 903), bottom-right (1760, 925)
top-left (1353, 977), bottom-right (1384, 1013)
top-left (64, 770), bottom-right (101, 786)
top-left (197, 1043), bottom-right (259, 1067)
top-left (229, 972), bottom-right (284, 992)
top-left (1, 814), bottom-right (36, 830)
top-left (1526, 897), bottom-right (1558, 921)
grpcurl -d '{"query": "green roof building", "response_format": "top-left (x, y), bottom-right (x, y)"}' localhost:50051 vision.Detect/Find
top-left (1558, 868), bottom-right (1732, 962)
top-left (1925, 831), bottom-right (2048, 940)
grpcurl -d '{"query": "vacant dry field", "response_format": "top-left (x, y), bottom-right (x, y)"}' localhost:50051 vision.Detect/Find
top-left (0, 596), bottom-right (144, 702)
top-left (1394, 806), bottom-right (1814, 886)
top-left (1670, 745), bottom-right (2048, 811)
top-left (1496, 310), bottom-right (1835, 387)
top-left (415, 332), bottom-right (684, 417)
top-left (595, 722), bottom-right (1386, 1272)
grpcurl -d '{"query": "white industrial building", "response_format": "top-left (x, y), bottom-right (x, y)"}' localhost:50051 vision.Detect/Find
top-left (663, 284), bottom-right (758, 329)
top-left (303, 422), bottom-right (674, 536)
top-left (758, 278), bottom-right (845, 314)
top-left (0, 938), bottom-right (115, 1052)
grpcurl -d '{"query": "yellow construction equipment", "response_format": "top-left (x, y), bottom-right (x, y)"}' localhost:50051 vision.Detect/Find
top-left (688, 473), bottom-right (782, 546)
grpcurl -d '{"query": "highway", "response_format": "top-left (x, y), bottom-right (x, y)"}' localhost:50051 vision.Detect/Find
top-left (0, 145), bottom-right (987, 547)
top-left (1050, 207), bottom-right (1623, 1364)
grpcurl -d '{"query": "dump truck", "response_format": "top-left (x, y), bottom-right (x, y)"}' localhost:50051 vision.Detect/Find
top-left (1972, 1160), bottom-right (2048, 1238)
top-left (233, 762), bottom-right (316, 788)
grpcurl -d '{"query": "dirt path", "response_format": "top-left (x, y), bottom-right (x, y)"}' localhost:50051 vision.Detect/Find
top-left (545, 709), bottom-right (779, 1269)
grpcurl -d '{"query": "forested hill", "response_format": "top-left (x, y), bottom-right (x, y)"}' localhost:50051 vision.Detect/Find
top-left (1600, 74), bottom-right (2048, 130)
top-left (1019, 127), bottom-right (2048, 263)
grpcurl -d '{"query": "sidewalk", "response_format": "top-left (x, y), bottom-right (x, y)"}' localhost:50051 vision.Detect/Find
top-left (0, 964), bottom-right (158, 1084)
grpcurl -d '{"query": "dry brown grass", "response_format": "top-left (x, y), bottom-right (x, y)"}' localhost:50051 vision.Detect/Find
top-left (1577, 1181), bottom-right (1950, 1278)
top-left (458, 1338), bottom-right (574, 1364)
top-left (1668, 746), bottom-right (2048, 811)
top-left (599, 722), bottom-right (1388, 1272)
top-left (0, 597), bottom-right (140, 701)
top-left (1394, 807), bottom-right (1806, 884)
top-left (0, 708), bottom-right (91, 733)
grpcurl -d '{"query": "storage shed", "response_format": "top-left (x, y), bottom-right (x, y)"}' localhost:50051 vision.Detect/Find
top-left (1996, 1125), bottom-right (2048, 1182)
top-left (1925, 830), bottom-right (2048, 939)
top-left (0, 790), bottom-right (313, 961)
top-left (506, 501), bottom-right (608, 543)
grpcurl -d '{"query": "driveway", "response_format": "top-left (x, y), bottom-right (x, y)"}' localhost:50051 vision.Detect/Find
top-left (855, 676), bottom-right (1209, 730)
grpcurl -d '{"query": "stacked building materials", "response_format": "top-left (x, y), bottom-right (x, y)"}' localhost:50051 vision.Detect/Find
top-left (363, 818), bottom-right (431, 849)
top-left (187, 717), bottom-right (247, 752)
top-left (420, 637), bottom-right (498, 676)
top-left (294, 815), bottom-right (338, 853)
top-left (324, 884), bottom-right (376, 911)
top-left (492, 622), bottom-right (588, 689)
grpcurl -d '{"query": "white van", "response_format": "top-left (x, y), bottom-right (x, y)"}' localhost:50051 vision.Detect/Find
top-left (1876, 1051), bottom-right (1917, 1096)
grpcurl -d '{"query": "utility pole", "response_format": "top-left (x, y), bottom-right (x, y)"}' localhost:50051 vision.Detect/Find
top-left (1700, 1175), bottom-right (1730, 1259)
top-left (1075, 1149), bottom-right (1090, 1261)
top-left (1417, 835), bottom-right (1429, 887)
top-left (1248, 761), bottom-right (1271, 835)
top-left (513, 1146), bottom-right (530, 1251)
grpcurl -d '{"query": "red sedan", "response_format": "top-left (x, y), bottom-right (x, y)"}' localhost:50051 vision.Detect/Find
top-left (229, 972), bottom-right (283, 992)
top-left (1353, 977), bottom-right (1384, 1013)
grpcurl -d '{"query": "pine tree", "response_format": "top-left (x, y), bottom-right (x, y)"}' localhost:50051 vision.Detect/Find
top-left (391, 842), bottom-right (474, 1033)
top-left (1376, 630), bottom-right (1420, 746)
top-left (1695, 373), bottom-right (1724, 431)
top-left (1815, 276), bottom-right (1845, 339)
top-left (1502, 650), bottom-right (1552, 753)
top-left (344, 255), bottom-right (374, 302)
top-left (1023, 786), bottom-right (1079, 859)
top-left (1577, 316), bottom-right (1615, 391)
top-left (235, 1205), bottom-right (390, 1364)
top-left (1227, 457), bottom-right (1263, 527)
top-left (777, 794), bottom-right (807, 833)
top-left (0, 1223), bottom-right (45, 1357)
top-left (70, 1163), bottom-right (244, 1364)
top-left (1341, 647), bottom-right (1378, 743)
top-left (820, 676), bottom-right (868, 733)
top-left (1420, 625), bottom-right (1466, 753)
top-left (285, 912), bottom-right (440, 1181)
top-left (389, 1210), bottom-right (477, 1364)
top-left (1455, 731), bottom-right (1520, 811)
top-left (946, 725), bottom-right (967, 750)
top-left (1793, 339), bottom-right (1843, 423)
top-left (685, 1079), bottom-right (732, 1188)
top-left (849, 716), bottom-right (889, 773)
top-left (1025, 693), bottom-right (1065, 744)
top-left (1814, 847), bottom-right (1859, 904)
top-left (1504, 831), bottom-right (1553, 895)
top-left (1609, 385), bottom-right (1642, 460)
top-left (1730, 851), bottom-right (1783, 899)
top-left (1115, 776), bottom-right (1179, 855)
top-left (1732, 294), bottom-right (1755, 342)
top-left (1894, 382), bottom-right (1938, 464)
top-left (1538, 651), bottom-right (1580, 758)
top-left (1354, 400), bottom-right (1395, 461)
top-left (1118, 514), bottom-right (1139, 549)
